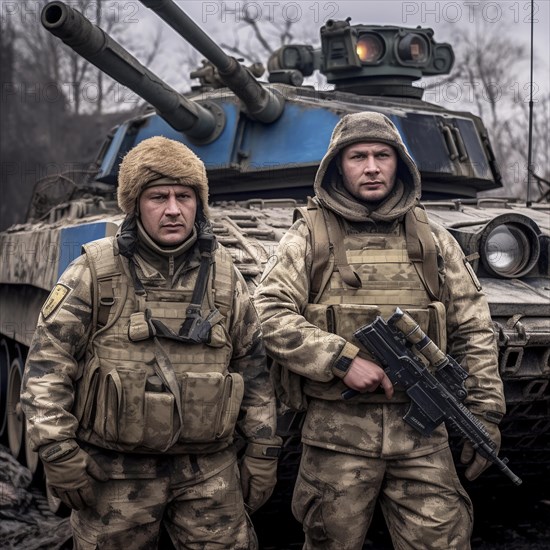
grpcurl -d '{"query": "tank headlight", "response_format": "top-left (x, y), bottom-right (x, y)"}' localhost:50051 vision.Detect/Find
top-left (481, 222), bottom-right (540, 278)
top-left (356, 34), bottom-right (385, 63)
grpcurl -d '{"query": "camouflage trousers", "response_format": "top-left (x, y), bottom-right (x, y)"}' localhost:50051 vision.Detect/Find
top-left (292, 444), bottom-right (473, 550)
top-left (70, 448), bottom-right (257, 549)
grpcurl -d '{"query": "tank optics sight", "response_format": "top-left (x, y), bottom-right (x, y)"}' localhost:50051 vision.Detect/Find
top-left (268, 18), bottom-right (454, 97)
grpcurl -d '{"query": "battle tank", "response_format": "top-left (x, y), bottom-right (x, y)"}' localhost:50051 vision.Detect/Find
top-left (0, 0), bottom-right (549, 537)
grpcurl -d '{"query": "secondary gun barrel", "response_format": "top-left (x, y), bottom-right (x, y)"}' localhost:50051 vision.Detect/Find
top-left (139, 0), bottom-right (285, 123)
top-left (41, 1), bottom-right (224, 141)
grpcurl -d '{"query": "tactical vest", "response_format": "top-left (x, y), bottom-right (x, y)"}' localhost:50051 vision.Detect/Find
top-left (73, 237), bottom-right (243, 454)
top-left (273, 199), bottom-right (447, 408)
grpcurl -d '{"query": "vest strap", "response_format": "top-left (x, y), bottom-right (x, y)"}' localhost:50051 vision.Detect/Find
top-left (128, 260), bottom-right (147, 297)
top-left (294, 201), bottom-right (440, 302)
top-left (179, 234), bottom-right (217, 342)
top-left (150, 329), bottom-right (184, 451)
top-left (405, 207), bottom-right (440, 301)
top-left (323, 208), bottom-right (362, 289)
top-left (294, 198), bottom-right (333, 302)
top-left (97, 279), bottom-right (114, 328)
top-left (295, 198), bottom-right (361, 300)
top-left (83, 238), bottom-right (129, 340)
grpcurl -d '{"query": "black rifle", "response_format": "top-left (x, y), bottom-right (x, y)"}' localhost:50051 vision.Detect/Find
top-left (345, 308), bottom-right (521, 486)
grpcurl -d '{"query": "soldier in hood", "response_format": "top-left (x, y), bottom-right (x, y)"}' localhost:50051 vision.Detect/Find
top-left (22, 136), bottom-right (281, 549)
top-left (254, 112), bottom-right (505, 549)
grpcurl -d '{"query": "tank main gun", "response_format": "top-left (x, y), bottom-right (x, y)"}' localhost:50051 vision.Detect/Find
top-left (139, 0), bottom-right (285, 123)
top-left (41, 1), bottom-right (224, 142)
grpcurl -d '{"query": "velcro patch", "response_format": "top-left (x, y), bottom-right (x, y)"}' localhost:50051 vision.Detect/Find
top-left (42, 284), bottom-right (71, 319)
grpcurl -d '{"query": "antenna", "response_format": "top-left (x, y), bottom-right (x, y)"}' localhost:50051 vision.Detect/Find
top-left (526, 0), bottom-right (534, 206)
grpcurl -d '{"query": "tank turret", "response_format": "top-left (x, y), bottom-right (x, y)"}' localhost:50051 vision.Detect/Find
top-left (41, 1), bottom-right (224, 142)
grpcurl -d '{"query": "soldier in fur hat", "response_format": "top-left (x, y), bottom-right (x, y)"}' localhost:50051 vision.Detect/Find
top-left (254, 112), bottom-right (505, 549)
top-left (22, 136), bottom-right (281, 549)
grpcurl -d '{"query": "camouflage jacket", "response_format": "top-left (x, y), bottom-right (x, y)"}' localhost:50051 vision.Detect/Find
top-left (254, 217), bottom-right (505, 458)
top-left (22, 237), bottom-right (277, 455)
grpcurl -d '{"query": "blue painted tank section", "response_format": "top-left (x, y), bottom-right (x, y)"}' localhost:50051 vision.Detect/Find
top-left (96, 121), bottom-right (131, 181)
top-left (241, 104), bottom-right (340, 168)
top-left (58, 223), bottom-right (111, 278)
top-left (98, 101), bottom-right (343, 177)
top-left (386, 115), bottom-right (417, 165)
top-left (96, 99), bottom-right (490, 196)
top-left (134, 103), bottom-right (241, 168)
top-left (98, 103), bottom-right (241, 178)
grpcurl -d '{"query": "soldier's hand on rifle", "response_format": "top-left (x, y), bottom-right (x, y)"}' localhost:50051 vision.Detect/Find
top-left (460, 418), bottom-right (502, 481)
top-left (343, 356), bottom-right (394, 399)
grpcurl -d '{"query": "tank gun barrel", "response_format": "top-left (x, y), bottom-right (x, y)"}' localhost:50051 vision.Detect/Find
top-left (41, 1), bottom-right (224, 141)
top-left (139, 0), bottom-right (285, 123)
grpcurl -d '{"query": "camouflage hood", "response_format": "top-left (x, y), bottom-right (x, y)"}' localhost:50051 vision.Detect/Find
top-left (117, 136), bottom-right (210, 217)
top-left (314, 112), bottom-right (421, 222)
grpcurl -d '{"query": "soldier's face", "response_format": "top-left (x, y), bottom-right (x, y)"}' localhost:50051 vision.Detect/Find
top-left (139, 184), bottom-right (197, 247)
top-left (340, 142), bottom-right (398, 203)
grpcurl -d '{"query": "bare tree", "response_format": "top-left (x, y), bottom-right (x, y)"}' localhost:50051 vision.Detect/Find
top-left (0, 0), bottom-right (163, 229)
top-left (503, 90), bottom-right (550, 200)
top-left (422, 18), bottom-right (549, 199)
top-left (12, 0), bottom-right (162, 116)
top-left (209, 1), bottom-right (319, 71)
top-left (219, 3), bottom-right (296, 63)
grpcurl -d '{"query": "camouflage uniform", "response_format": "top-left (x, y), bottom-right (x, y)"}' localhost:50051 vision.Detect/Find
top-left (22, 137), bottom-right (279, 549)
top-left (254, 112), bottom-right (505, 549)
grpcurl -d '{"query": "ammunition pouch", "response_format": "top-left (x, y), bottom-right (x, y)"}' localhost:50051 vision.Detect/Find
top-left (303, 302), bottom-right (445, 358)
top-left (75, 355), bottom-right (244, 452)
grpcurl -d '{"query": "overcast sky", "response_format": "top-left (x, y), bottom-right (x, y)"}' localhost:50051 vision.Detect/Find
top-left (2, 0), bottom-right (548, 109)
top-left (140, 0), bottom-right (549, 86)
top-left (3, 1), bottom-right (547, 87)
top-left (158, 0), bottom-right (549, 50)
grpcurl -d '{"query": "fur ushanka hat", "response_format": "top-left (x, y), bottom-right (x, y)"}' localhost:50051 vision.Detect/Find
top-left (117, 136), bottom-right (210, 217)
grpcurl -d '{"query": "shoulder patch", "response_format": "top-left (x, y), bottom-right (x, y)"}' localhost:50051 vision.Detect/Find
top-left (42, 283), bottom-right (71, 319)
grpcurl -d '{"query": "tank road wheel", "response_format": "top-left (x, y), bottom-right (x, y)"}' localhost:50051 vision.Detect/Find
top-left (7, 348), bottom-right (24, 460)
top-left (0, 339), bottom-right (10, 442)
